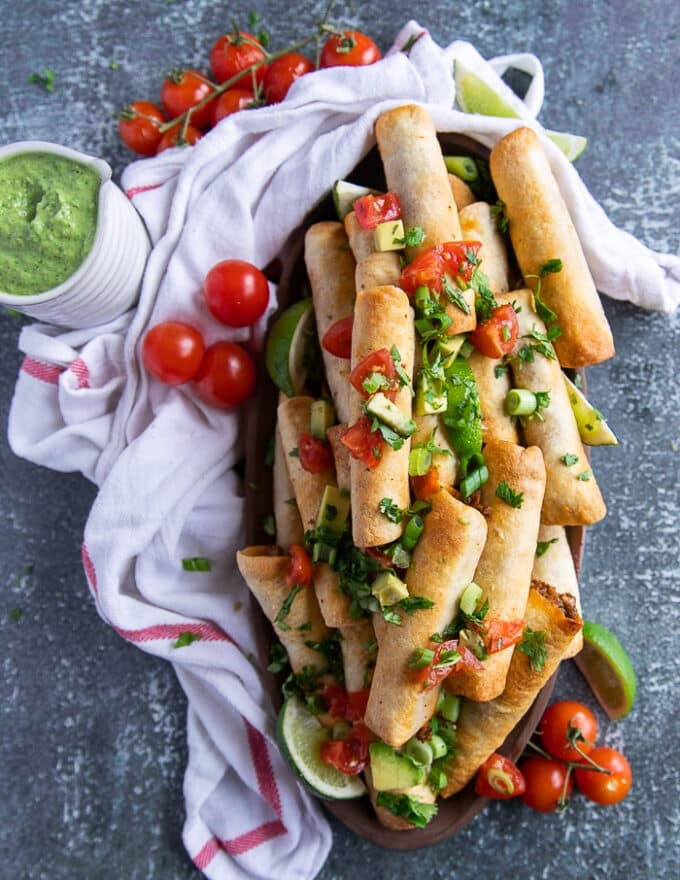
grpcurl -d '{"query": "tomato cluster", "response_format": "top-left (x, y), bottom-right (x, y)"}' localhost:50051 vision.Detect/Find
top-left (117, 22), bottom-right (381, 156)
top-left (141, 259), bottom-right (269, 408)
top-left (474, 700), bottom-right (632, 812)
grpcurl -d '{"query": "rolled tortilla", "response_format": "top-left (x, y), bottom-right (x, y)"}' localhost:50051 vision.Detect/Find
top-left (278, 396), bottom-right (336, 531)
top-left (448, 174), bottom-right (477, 211)
top-left (375, 104), bottom-right (475, 334)
top-left (273, 426), bottom-right (305, 549)
top-left (458, 201), bottom-right (510, 295)
top-left (313, 563), bottom-right (356, 629)
top-left (339, 619), bottom-right (376, 692)
top-left (364, 490), bottom-right (487, 747)
top-left (236, 546), bottom-right (331, 674)
top-left (489, 126), bottom-right (614, 368)
top-left (326, 423), bottom-right (351, 491)
top-left (355, 251), bottom-right (402, 291)
top-left (441, 582), bottom-right (583, 797)
top-left (532, 525), bottom-right (583, 658)
top-left (498, 289), bottom-right (606, 525)
top-left (349, 285), bottom-right (415, 548)
top-left (344, 211), bottom-right (375, 264)
top-left (446, 440), bottom-right (546, 701)
top-left (305, 222), bottom-right (355, 424)
top-left (467, 350), bottom-right (519, 444)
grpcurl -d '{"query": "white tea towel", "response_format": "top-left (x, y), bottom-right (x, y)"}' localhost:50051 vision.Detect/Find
top-left (7, 19), bottom-right (680, 880)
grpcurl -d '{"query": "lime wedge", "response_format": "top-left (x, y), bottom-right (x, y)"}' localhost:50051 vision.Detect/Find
top-left (276, 697), bottom-right (367, 800)
top-left (265, 298), bottom-right (315, 398)
top-left (574, 621), bottom-right (636, 719)
top-left (564, 374), bottom-right (619, 446)
top-left (454, 61), bottom-right (587, 162)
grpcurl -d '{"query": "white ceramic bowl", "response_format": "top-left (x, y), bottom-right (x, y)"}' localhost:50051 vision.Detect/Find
top-left (0, 140), bottom-right (150, 328)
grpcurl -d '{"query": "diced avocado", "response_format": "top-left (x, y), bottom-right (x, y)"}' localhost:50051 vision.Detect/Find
top-left (316, 485), bottom-right (350, 537)
top-left (414, 371), bottom-right (447, 416)
top-left (459, 581), bottom-right (483, 615)
top-left (438, 334), bottom-right (467, 361)
top-left (332, 180), bottom-right (376, 220)
top-left (373, 219), bottom-right (405, 252)
top-left (365, 392), bottom-right (417, 437)
top-left (369, 742), bottom-right (426, 791)
top-left (372, 571), bottom-right (409, 607)
top-left (310, 399), bottom-right (335, 440)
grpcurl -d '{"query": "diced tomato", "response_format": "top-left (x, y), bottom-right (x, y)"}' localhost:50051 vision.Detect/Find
top-left (349, 348), bottom-right (398, 399)
top-left (440, 240), bottom-right (482, 284)
top-left (364, 546), bottom-right (394, 569)
top-left (345, 689), bottom-right (371, 722)
top-left (340, 417), bottom-right (383, 470)
top-left (468, 304), bottom-right (519, 359)
top-left (321, 684), bottom-right (348, 719)
top-left (321, 315), bottom-right (354, 359)
top-left (399, 247), bottom-right (445, 296)
top-left (298, 433), bottom-right (334, 473)
top-left (484, 617), bottom-right (525, 654)
top-left (410, 466), bottom-right (442, 501)
top-left (475, 753), bottom-right (526, 799)
top-left (287, 544), bottom-right (313, 587)
top-left (320, 724), bottom-right (370, 775)
top-left (354, 192), bottom-right (402, 230)
top-left (416, 640), bottom-right (484, 690)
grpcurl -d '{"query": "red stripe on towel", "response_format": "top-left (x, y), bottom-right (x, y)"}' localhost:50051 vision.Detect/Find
top-left (69, 358), bottom-right (90, 389)
top-left (126, 182), bottom-right (163, 199)
top-left (21, 356), bottom-right (63, 384)
top-left (245, 719), bottom-right (283, 817)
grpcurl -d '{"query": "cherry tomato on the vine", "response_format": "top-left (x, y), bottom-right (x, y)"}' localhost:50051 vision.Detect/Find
top-left (142, 322), bottom-right (205, 386)
top-left (520, 756), bottom-right (573, 813)
top-left (573, 747), bottom-right (632, 806)
top-left (212, 88), bottom-right (255, 125)
top-left (539, 700), bottom-right (598, 763)
top-left (204, 259), bottom-right (270, 327)
top-left (193, 341), bottom-right (257, 409)
top-left (320, 30), bottom-right (381, 68)
top-left (263, 52), bottom-right (315, 104)
top-left (156, 123), bottom-right (203, 153)
top-left (118, 101), bottom-right (167, 156)
top-left (210, 31), bottom-right (268, 87)
top-left (160, 68), bottom-right (216, 130)
top-left (475, 753), bottom-right (526, 799)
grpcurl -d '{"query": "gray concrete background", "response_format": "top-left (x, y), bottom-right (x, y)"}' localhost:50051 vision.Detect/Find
top-left (1, 1), bottom-right (678, 878)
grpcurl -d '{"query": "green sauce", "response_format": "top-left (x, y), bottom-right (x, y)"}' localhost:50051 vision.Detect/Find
top-left (0, 152), bottom-right (100, 295)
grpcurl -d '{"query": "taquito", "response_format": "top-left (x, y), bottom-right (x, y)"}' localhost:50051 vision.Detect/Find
top-left (340, 619), bottom-right (376, 692)
top-left (467, 349), bottom-right (519, 444)
top-left (273, 425), bottom-right (305, 549)
top-left (459, 201), bottom-right (510, 295)
top-left (355, 251), bottom-right (401, 291)
top-left (532, 524), bottom-right (583, 658)
top-left (448, 173), bottom-right (476, 211)
top-left (344, 211), bottom-right (375, 263)
top-left (326, 423), bottom-right (351, 491)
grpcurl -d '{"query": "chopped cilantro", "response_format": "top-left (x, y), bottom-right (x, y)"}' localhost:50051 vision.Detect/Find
top-left (491, 200), bottom-right (508, 234)
top-left (442, 275), bottom-right (471, 315)
top-left (375, 792), bottom-right (438, 828)
top-left (173, 631), bottom-right (203, 649)
top-left (267, 640), bottom-right (289, 674)
top-left (539, 259), bottom-right (564, 277)
top-left (395, 226), bottom-right (426, 247)
top-left (289, 447), bottom-right (299, 458)
top-left (536, 538), bottom-right (558, 557)
top-left (28, 67), bottom-right (56, 92)
top-left (577, 470), bottom-right (592, 481)
top-left (518, 626), bottom-right (547, 671)
top-left (379, 497), bottom-right (404, 523)
top-left (182, 557), bottom-right (212, 572)
top-left (496, 480), bottom-right (524, 508)
top-left (262, 514), bottom-right (276, 537)
top-left (275, 584), bottom-right (302, 631)
top-left (560, 453), bottom-right (579, 467)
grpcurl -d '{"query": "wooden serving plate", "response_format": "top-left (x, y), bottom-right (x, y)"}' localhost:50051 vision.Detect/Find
top-left (244, 133), bottom-right (585, 849)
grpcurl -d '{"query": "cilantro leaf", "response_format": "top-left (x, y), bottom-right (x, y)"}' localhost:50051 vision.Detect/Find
top-left (517, 626), bottom-right (548, 671)
top-left (173, 631), bottom-right (203, 649)
top-left (536, 538), bottom-right (559, 557)
top-left (496, 480), bottom-right (524, 508)
top-left (275, 584), bottom-right (302, 631)
top-left (560, 453), bottom-right (579, 467)
top-left (182, 557), bottom-right (212, 572)
top-left (375, 793), bottom-right (438, 828)
top-left (28, 67), bottom-right (56, 92)
top-left (379, 497), bottom-right (404, 523)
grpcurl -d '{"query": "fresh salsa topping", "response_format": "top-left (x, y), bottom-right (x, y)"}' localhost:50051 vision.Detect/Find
top-left (353, 191), bottom-right (402, 229)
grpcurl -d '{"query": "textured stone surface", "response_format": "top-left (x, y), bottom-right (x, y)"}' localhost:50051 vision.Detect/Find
top-left (0, 2), bottom-right (678, 879)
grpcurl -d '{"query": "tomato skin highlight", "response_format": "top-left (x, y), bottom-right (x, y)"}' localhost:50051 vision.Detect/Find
top-left (264, 52), bottom-right (315, 103)
top-left (484, 617), bottom-right (525, 654)
top-left (321, 315), bottom-right (353, 359)
top-left (468, 304), bottom-right (520, 359)
top-left (287, 544), bottom-right (313, 586)
top-left (354, 192), bottom-right (402, 230)
top-left (349, 348), bottom-right (398, 399)
top-left (574, 747), bottom-right (632, 805)
top-left (156, 123), bottom-right (203, 153)
top-left (204, 259), bottom-right (270, 327)
top-left (160, 69), bottom-right (216, 129)
top-left (399, 241), bottom-right (483, 295)
top-left (118, 101), bottom-right (166, 156)
top-left (193, 341), bottom-right (257, 408)
top-left (520, 756), bottom-right (573, 812)
top-left (210, 31), bottom-right (267, 86)
top-left (212, 88), bottom-right (254, 125)
top-left (320, 30), bottom-right (381, 68)
top-left (340, 417), bottom-right (383, 470)
top-left (538, 700), bottom-right (597, 763)
top-left (298, 433), bottom-right (334, 474)
top-left (142, 322), bottom-right (205, 386)
top-left (475, 753), bottom-right (526, 799)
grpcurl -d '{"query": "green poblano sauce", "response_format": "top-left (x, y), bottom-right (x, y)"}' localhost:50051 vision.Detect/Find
top-left (0, 152), bottom-right (100, 295)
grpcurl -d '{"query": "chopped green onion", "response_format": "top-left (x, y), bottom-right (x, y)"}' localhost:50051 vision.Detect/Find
top-left (401, 514), bottom-right (425, 550)
top-left (435, 649), bottom-right (461, 668)
top-left (408, 446), bottom-right (433, 476)
top-left (459, 464), bottom-right (489, 499)
top-left (405, 738), bottom-right (434, 766)
top-left (443, 155), bottom-right (478, 181)
top-left (182, 557), bottom-right (212, 572)
top-left (436, 692), bottom-right (461, 723)
top-left (408, 647), bottom-right (435, 669)
top-left (414, 286), bottom-right (431, 311)
top-left (505, 388), bottom-right (538, 416)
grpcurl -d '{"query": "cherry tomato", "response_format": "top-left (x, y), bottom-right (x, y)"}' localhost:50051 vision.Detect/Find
top-left (193, 341), bottom-right (257, 408)
top-left (287, 544), bottom-right (313, 586)
top-left (212, 88), bottom-right (255, 125)
top-left (520, 756), bottom-right (573, 812)
top-left (340, 417), bottom-right (383, 470)
top-left (539, 700), bottom-right (597, 763)
top-left (573, 747), bottom-right (632, 806)
top-left (349, 348), bottom-right (398, 399)
top-left (468, 304), bottom-right (520, 359)
top-left (484, 617), bottom-right (525, 654)
top-left (399, 247), bottom-right (445, 295)
top-left (320, 724), bottom-right (370, 775)
top-left (321, 315), bottom-right (353, 359)
top-left (263, 52), bottom-right (315, 104)
top-left (354, 192), bottom-right (402, 230)
top-left (160, 68), bottom-right (216, 130)
top-left (298, 433), bottom-right (334, 473)
top-left (142, 322), bottom-right (205, 386)
top-left (475, 753), bottom-right (526, 799)
top-left (204, 259), bottom-right (270, 328)
top-left (210, 31), bottom-right (267, 87)
top-left (320, 30), bottom-right (381, 68)
top-left (118, 101), bottom-right (167, 156)
top-left (156, 123), bottom-right (203, 153)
